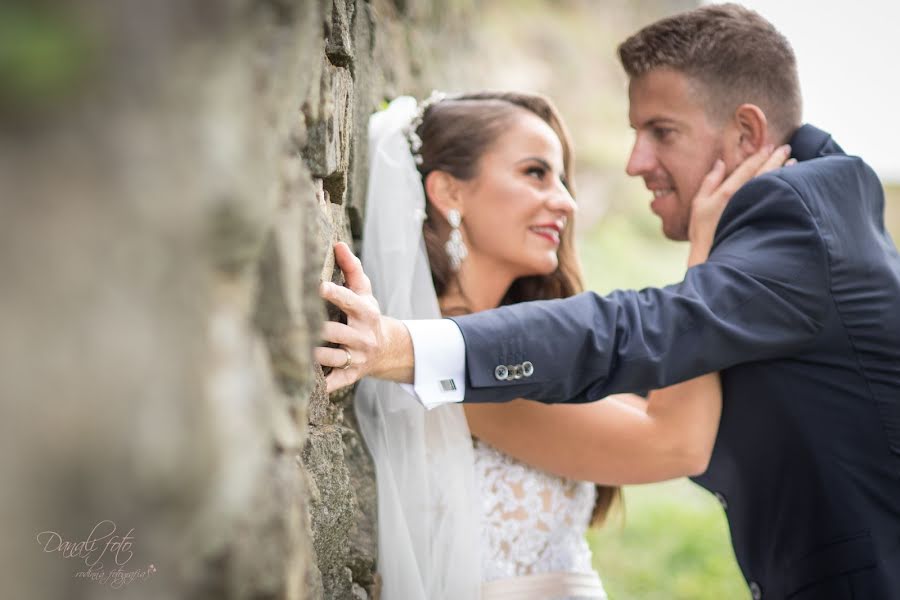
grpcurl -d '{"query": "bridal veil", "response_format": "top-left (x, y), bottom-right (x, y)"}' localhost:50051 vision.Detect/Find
top-left (353, 96), bottom-right (481, 599)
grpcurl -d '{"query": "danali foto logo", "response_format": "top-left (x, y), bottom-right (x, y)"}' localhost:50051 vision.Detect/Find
top-left (36, 520), bottom-right (157, 589)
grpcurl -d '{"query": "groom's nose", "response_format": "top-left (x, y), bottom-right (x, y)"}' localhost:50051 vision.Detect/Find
top-left (626, 134), bottom-right (657, 177)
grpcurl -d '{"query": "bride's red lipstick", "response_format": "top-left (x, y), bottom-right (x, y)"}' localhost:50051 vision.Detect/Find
top-left (529, 222), bottom-right (562, 245)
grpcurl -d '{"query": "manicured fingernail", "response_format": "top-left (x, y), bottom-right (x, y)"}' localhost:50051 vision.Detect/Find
top-left (781, 144), bottom-right (792, 154)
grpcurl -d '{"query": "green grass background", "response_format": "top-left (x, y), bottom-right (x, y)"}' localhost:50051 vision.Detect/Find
top-left (587, 481), bottom-right (746, 600)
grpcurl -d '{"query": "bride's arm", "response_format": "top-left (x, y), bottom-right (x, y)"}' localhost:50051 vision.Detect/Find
top-left (464, 379), bottom-right (719, 485)
top-left (466, 145), bottom-right (793, 485)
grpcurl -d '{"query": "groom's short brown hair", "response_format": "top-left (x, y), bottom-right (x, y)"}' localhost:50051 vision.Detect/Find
top-left (618, 3), bottom-right (802, 141)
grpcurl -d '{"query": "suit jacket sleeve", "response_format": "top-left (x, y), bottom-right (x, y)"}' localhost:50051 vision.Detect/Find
top-left (450, 173), bottom-right (831, 404)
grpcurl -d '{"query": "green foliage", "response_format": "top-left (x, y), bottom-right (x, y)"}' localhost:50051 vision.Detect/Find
top-left (0, 4), bottom-right (91, 113)
top-left (577, 209), bottom-right (688, 294)
top-left (588, 481), bottom-right (747, 599)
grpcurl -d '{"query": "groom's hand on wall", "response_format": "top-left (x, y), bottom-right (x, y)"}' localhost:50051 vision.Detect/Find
top-left (316, 242), bottom-right (415, 392)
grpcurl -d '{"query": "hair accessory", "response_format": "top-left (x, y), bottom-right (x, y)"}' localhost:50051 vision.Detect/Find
top-left (445, 208), bottom-right (468, 271)
top-left (404, 90), bottom-right (448, 166)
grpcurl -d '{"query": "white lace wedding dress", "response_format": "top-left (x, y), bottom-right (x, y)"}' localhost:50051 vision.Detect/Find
top-left (474, 439), bottom-right (608, 599)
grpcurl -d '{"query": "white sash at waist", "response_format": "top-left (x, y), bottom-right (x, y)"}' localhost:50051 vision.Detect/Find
top-left (481, 571), bottom-right (607, 600)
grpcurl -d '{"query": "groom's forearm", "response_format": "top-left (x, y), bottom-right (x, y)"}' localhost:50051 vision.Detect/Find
top-left (372, 317), bottom-right (415, 384)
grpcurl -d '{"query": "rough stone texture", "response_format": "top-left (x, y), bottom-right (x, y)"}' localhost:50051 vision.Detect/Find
top-left (0, 0), bottom-right (470, 598)
top-left (303, 60), bottom-right (354, 179)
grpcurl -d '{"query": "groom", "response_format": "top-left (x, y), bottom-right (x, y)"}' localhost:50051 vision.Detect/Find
top-left (320, 4), bottom-right (900, 598)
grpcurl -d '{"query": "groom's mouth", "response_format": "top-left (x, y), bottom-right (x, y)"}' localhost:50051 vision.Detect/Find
top-left (649, 188), bottom-right (676, 213)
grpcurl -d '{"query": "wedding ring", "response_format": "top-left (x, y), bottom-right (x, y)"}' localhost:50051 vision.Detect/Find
top-left (341, 348), bottom-right (353, 370)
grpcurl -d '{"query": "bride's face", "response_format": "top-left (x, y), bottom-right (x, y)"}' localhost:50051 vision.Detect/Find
top-left (457, 110), bottom-right (576, 280)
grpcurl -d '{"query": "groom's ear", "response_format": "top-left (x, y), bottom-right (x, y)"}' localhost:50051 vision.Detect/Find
top-left (732, 103), bottom-right (768, 157)
top-left (424, 170), bottom-right (465, 219)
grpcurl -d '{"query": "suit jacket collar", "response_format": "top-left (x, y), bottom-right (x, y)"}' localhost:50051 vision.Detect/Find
top-left (789, 124), bottom-right (845, 161)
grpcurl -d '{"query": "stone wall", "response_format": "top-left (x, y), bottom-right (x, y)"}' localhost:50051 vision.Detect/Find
top-left (0, 1), bottom-right (470, 598)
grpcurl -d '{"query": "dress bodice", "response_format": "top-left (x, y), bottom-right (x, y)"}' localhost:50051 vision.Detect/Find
top-left (473, 438), bottom-right (598, 583)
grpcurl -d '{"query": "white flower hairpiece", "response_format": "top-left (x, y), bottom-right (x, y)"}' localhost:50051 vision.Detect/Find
top-left (404, 90), bottom-right (447, 166)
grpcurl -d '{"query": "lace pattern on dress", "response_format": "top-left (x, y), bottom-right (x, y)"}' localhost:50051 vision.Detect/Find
top-left (474, 439), bottom-right (598, 583)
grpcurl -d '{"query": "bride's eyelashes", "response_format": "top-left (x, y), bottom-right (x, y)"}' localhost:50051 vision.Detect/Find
top-left (525, 165), bottom-right (548, 180)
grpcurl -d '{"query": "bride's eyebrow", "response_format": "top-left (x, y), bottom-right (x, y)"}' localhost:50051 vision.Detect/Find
top-left (515, 157), bottom-right (554, 170)
top-left (515, 156), bottom-right (568, 187)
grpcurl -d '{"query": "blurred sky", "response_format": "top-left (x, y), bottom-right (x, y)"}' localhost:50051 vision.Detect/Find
top-left (715, 0), bottom-right (900, 181)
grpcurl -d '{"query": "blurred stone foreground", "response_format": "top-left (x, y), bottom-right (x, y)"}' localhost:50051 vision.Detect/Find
top-left (0, 1), bottom-right (471, 598)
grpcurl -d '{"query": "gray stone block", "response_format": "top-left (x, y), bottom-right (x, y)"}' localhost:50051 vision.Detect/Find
top-left (342, 409), bottom-right (379, 598)
top-left (316, 178), bottom-right (338, 283)
top-left (303, 424), bottom-right (357, 597)
top-left (308, 363), bottom-right (345, 427)
top-left (304, 59), bottom-right (354, 178)
top-left (0, 1), bottom-right (476, 598)
top-left (254, 148), bottom-right (326, 412)
top-left (326, 0), bottom-right (355, 64)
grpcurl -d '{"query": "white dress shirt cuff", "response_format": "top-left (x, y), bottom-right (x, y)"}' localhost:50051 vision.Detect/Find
top-left (400, 319), bottom-right (466, 409)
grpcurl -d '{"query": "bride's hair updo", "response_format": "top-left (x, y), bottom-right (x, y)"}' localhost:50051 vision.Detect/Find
top-left (412, 91), bottom-right (619, 525)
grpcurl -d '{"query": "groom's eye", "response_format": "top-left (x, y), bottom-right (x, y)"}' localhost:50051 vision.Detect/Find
top-left (653, 127), bottom-right (675, 141)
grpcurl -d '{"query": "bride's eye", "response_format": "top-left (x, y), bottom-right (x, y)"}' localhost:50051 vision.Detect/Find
top-left (525, 166), bottom-right (547, 180)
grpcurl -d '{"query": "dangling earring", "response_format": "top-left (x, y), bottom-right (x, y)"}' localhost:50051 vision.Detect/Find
top-left (445, 208), bottom-right (468, 272)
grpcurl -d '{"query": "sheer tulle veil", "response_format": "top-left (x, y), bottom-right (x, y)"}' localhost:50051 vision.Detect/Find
top-left (354, 96), bottom-right (481, 599)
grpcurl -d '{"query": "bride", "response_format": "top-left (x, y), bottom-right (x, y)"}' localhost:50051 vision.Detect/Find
top-left (321, 93), bottom-right (789, 599)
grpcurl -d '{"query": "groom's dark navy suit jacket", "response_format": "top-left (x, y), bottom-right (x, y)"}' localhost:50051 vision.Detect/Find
top-left (451, 125), bottom-right (900, 599)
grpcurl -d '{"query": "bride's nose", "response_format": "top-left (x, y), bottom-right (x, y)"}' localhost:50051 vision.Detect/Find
top-left (547, 177), bottom-right (577, 215)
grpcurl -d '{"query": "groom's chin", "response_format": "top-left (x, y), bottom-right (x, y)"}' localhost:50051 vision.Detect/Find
top-left (657, 214), bottom-right (690, 242)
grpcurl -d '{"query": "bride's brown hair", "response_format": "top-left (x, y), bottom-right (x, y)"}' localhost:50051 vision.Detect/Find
top-left (413, 91), bottom-right (619, 525)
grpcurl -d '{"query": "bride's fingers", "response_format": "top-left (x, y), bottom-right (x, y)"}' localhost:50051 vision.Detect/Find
top-left (753, 144), bottom-right (792, 177)
top-left (718, 144), bottom-right (775, 193)
top-left (334, 242), bottom-right (373, 296)
top-left (696, 159), bottom-right (726, 199)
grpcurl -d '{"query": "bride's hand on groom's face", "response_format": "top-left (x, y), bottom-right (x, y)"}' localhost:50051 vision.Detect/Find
top-left (315, 242), bottom-right (386, 392)
top-left (688, 144), bottom-right (794, 248)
